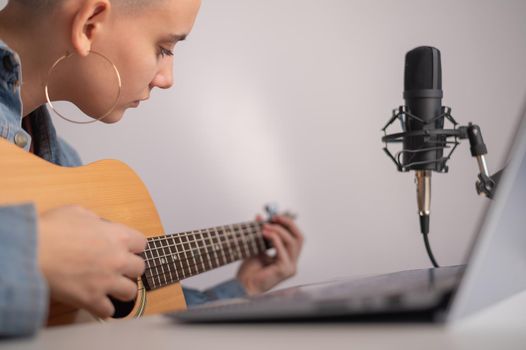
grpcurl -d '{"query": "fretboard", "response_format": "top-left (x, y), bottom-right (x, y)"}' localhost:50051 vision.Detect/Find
top-left (141, 221), bottom-right (270, 291)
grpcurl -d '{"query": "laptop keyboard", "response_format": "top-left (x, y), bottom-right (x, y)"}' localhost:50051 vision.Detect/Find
top-left (169, 266), bottom-right (463, 322)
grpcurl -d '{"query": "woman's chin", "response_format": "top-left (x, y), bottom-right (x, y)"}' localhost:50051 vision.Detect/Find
top-left (98, 109), bottom-right (126, 124)
top-left (100, 102), bottom-right (143, 123)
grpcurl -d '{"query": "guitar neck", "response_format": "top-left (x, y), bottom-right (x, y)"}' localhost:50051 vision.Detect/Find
top-left (141, 221), bottom-right (270, 291)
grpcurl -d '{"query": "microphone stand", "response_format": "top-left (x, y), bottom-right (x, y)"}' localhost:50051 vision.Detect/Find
top-left (382, 107), bottom-right (505, 268)
top-left (457, 123), bottom-right (504, 199)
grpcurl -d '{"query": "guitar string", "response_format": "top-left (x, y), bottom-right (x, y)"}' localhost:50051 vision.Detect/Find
top-left (142, 229), bottom-right (269, 286)
top-left (144, 252), bottom-right (252, 285)
top-left (144, 235), bottom-right (266, 277)
top-left (143, 232), bottom-right (262, 261)
top-left (142, 230), bottom-right (263, 287)
top-left (145, 221), bottom-right (263, 244)
top-left (142, 229), bottom-right (267, 276)
top-left (144, 245), bottom-right (265, 288)
top-left (142, 224), bottom-right (266, 263)
top-left (143, 227), bottom-right (264, 263)
top-left (145, 223), bottom-right (262, 255)
top-left (143, 248), bottom-right (258, 287)
top-left (144, 242), bottom-right (261, 271)
top-left (139, 222), bottom-right (271, 288)
top-left (140, 219), bottom-right (290, 288)
top-left (146, 239), bottom-right (261, 271)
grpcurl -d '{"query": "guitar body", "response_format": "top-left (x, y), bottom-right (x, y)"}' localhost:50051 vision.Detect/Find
top-left (0, 138), bottom-right (187, 326)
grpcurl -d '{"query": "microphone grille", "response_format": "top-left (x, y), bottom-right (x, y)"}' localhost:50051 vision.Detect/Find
top-left (404, 46), bottom-right (442, 91)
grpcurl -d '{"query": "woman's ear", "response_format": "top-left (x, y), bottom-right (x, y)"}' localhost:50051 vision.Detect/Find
top-left (70, 0), bottom-right (112, 57)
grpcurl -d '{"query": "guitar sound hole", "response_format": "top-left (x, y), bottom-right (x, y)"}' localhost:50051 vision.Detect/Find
top-left (109, 296), bottom-right (136, 319)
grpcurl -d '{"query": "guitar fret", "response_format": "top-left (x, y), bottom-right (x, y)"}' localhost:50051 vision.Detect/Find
top-left (163, 238), bottom-right (176, 284)
top-left (255, 223), bottom-right (267, 252)
top-left (233, 225), bottom-right (244, 258)
top-left (225, 225), bottom-right (240, 261)
top-left (180, 234), bottom-right (193, 277)
top-left (221, 227), bottom-right (235, 263)
top-left (190, 231), bottom-right (205, 274)
top-left (247, 224), bottom-right (259, 255)
top-left (187, 234), bottom-right (198, 275)
top-left (204, 230), bottom-right (217, 269)
top-left (214, 226), bottom-right (228, 265)
top-left (197, 230), bottom-right (214, 271)
top-left (203, 229), bottom-right (220, 268)
top-left (231, 224), bottom-right (245, 259)
top-left (173, 235), bottom-right (186, 279)
top-left (147, 239), bottom-right (163, 287)
top-left (152, 237), bottom-right (164, 287)
top-left (143, 248), bottom-right (157, 289)
top-left (240, 224), bottom-right (251, 258)
top-left (209, 227), bottom-right (221, 266)
top-left (190, 232), bottom-right (203, 273)
top-left (153, 239), bottom-right (169, 286)
top-left (239, 224), bottom-right (252, 256)
top-left (168, 235), bottom-right (181, 281)
top-left (186, 233), bottom-right (198, 276)
top-left (160, 238), bottom-right (174, 283)
top-left (195, 232), bottom-right (207, 273)
top-left (142, 220), bottom-right (272, 291)
top-left (198, 231), bottom-right (211, 271)
top-left (187, 232), bottom-right (203, 275)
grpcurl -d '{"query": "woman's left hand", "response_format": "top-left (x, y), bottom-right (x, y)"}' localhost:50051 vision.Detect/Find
top-left (236, 213), bottom-right (304, 296)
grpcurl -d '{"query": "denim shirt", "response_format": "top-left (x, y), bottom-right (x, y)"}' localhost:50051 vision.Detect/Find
top-left (0, 41), bottom-right (245, 337)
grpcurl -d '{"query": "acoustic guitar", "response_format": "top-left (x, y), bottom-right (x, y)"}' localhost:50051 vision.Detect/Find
top-left (0, 137), bottom-right (276, 326)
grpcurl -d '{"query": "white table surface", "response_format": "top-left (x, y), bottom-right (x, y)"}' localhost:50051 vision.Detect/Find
top-left (3, 290), bottom-right (526, 350)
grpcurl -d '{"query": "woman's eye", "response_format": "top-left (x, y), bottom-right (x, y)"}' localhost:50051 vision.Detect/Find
top-left (159, 47), bottom-right (174, 58)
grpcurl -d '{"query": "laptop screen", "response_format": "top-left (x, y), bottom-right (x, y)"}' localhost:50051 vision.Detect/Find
top-left (448, 100), bottom-right (526, 321)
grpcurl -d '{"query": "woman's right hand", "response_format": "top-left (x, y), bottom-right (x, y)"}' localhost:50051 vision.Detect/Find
top-left (37, 205), bottom-right (147, 319)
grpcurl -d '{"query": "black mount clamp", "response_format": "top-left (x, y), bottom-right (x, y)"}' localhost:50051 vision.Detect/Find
top-left (458, 123), bottom-right (503, 199)
top-left (382, 107), bottom-right (503, 199)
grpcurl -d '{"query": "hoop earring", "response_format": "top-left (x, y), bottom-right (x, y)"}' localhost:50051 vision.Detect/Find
top-left (44, 50), bottom-right (122, 124)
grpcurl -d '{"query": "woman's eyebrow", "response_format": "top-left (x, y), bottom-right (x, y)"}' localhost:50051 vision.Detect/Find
top-left (167, 34), bottom-right (188, 43)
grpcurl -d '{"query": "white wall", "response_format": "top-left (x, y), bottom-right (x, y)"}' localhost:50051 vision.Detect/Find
top-left (3, 0), bottom-right (526, 290)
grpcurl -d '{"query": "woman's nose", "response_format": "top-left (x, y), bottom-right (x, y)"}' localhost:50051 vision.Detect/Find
top-left (150, 65), bottom-right (174, 90)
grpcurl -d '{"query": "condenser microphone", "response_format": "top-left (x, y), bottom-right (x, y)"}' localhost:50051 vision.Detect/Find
top-left (382, 46), bottom-right (500, 268)
top-left (403, 46), bottom-right (445, 238)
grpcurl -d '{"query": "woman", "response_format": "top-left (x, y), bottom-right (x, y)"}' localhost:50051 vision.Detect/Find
top-left (0, 0), bottom-right (303, 337)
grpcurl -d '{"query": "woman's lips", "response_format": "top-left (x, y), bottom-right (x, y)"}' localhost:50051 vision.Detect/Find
top-left (129, 96), bottom-right (148, 108)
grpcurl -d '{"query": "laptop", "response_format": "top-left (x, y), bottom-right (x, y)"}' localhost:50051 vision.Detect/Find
top-left (169, 103), bottom-right (526, 323)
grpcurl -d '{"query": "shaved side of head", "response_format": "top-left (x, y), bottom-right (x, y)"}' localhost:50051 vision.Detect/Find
top-left (9, 0), bottom-right (164, 12)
